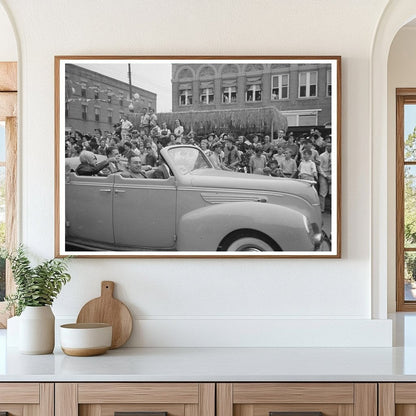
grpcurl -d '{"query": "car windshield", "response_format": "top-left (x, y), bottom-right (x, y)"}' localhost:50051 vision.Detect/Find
top-left (167, 147), bottom-right (212, 174)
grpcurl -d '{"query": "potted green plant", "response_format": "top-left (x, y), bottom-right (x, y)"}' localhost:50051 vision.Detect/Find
top-left (4, 246), bottom-right (71, 354)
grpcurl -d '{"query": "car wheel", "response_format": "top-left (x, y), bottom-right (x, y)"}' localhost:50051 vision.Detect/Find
top-left (225, 236), bottom-right (275, 252)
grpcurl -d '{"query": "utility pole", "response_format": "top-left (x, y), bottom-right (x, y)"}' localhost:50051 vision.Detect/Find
top-left (128, 63), bottom-right (133, 112)
top-left (128, 63), bottom-right (132, 100)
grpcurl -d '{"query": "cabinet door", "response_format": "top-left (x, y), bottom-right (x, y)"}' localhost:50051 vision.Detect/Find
top-left (379, 383), bottom-right (416, 416)
top-left (217, 383), bottom-right (377, 416)
top-left (0, 383), bottom-right (53, 415)
top-left (56, 383), bottom-right (215, 416)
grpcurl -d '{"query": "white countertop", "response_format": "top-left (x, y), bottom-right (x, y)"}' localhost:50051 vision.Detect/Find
top-left (2, 345), bottom-right (416, 382)
top-left (2, 313), bottom-right (416, 382)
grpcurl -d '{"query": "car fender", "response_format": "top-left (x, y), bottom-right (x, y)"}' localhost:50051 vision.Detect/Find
top-left (176, 201), bottom-right (314, 251)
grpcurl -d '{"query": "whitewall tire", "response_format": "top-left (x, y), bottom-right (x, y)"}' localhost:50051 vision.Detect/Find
top-left (225, 236), bottom-right (275, 252)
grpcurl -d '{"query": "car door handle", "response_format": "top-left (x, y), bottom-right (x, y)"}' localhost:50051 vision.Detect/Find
top-left (114, 189), bottom-right (126, 194)
top-left (99, 189), bottom-right (112, 193)
top-left (255, 197), bottom-right (268, 203)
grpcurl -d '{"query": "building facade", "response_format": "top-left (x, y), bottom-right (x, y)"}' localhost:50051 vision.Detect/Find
top-left (65, 64), bottom-right (157, 134)
top-left (171, 63), bottom-right (332, 129)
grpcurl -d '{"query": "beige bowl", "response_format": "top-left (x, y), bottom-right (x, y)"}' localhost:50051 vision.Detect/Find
top-left (60, 323), bottom-right (112, 356)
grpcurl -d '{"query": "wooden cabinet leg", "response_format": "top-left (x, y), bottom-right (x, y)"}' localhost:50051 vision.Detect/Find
top-left (56, 383), bottom-right (78, 416)
top-left (379, 384), bottom-right (395, 416)
top-left (354, 384), bottom-right (377, 416)
top-left (217, 384), bottom-right (233, 416)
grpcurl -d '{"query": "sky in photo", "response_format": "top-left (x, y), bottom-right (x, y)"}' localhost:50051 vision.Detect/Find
top-left (77, 63), bottom-right (173, 113)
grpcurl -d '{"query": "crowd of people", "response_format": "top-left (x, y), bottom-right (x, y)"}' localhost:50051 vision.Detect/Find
top-left (65, 114), bottom-right (333, 213)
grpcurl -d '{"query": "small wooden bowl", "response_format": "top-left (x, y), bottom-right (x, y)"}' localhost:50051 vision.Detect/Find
top-left (60, 323), bottom-right (112, 356)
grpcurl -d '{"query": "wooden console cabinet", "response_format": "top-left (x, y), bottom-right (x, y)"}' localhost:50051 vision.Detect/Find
top-left (5, 381), bottom-right (416, 416)
top-left (54, 382), bottom-right (377, 416)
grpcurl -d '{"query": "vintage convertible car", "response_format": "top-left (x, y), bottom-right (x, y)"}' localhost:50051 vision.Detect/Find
top-left (65, 145), bottom-right (328, 252)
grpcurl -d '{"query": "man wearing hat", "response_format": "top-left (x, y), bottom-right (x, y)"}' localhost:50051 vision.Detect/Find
top-left (223, 135), bottom-right (240, 171)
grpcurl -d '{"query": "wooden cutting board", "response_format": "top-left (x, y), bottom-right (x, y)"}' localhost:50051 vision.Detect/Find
top-left (76, 281), bottom-right (133, 349)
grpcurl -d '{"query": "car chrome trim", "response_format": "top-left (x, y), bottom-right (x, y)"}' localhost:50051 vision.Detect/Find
top-left (179, 186), bottom-right (319, 209)
top-left (65, 238), bottom-right (177, 252)
top-left (180, 186), bottom-right (283, 196)
top-left (201, 192), bottom-right (269, 204)
top-left (68, 181), bottom-right (113, 186)
top-left (114, 184), bottom-right (176, 191)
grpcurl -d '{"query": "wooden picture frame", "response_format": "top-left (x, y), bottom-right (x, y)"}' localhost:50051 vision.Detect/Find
top-left (55, 56), bottom-right (341, 258)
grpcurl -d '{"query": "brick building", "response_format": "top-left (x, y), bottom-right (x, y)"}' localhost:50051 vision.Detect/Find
top-left (65, 64), bottom-right (157, 134)
top-left (171, 63), bottom-right (332, 130)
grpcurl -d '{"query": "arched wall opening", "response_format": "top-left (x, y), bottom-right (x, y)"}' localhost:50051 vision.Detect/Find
top-left (387, 17), bottom-right (416, 313)
top-left (371, 1), bottom-right (416, 320)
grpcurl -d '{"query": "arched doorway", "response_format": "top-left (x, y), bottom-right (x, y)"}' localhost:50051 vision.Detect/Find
top-left (371, 1), bottom-right (416, 318)
top-left (389, 18), bottom-right (416, 312)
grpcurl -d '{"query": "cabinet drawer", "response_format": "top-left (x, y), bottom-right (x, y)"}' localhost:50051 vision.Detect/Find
top-left (218, 383), bottom-right (376, 416)
top-left (0, 383), bottom-right (53, 415)
top-left (0, 383), bottom-right (39, 403)
top-left (78, 383), bottom-right (200, 404)
top-left (56, 383), bottom-right (215, 416)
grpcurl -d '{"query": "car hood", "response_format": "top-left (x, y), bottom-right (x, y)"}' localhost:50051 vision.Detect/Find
top-left (188, 168), bottom-right (316, 200)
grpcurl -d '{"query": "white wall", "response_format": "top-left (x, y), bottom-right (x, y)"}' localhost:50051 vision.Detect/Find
top-left (0, 3), bottom-right (16, 61)
top-left (387, 26), bottom-right (416, 312)
top-left (0, 0), bottom-right (394, 347)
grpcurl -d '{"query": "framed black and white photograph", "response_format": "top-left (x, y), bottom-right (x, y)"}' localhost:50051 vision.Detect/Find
top-left (55, 56), bottom-right (341, 258)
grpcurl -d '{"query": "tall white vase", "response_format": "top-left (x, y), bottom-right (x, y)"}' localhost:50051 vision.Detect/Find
top-left (19, 306), bottom-right (55, 354)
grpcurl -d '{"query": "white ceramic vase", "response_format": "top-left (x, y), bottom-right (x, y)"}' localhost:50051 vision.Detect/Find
top-left (19, 305), bottom-right (55, 354)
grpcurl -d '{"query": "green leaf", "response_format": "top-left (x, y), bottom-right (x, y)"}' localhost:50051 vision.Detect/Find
top-left (5, 245), bottom-right (71, 316)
